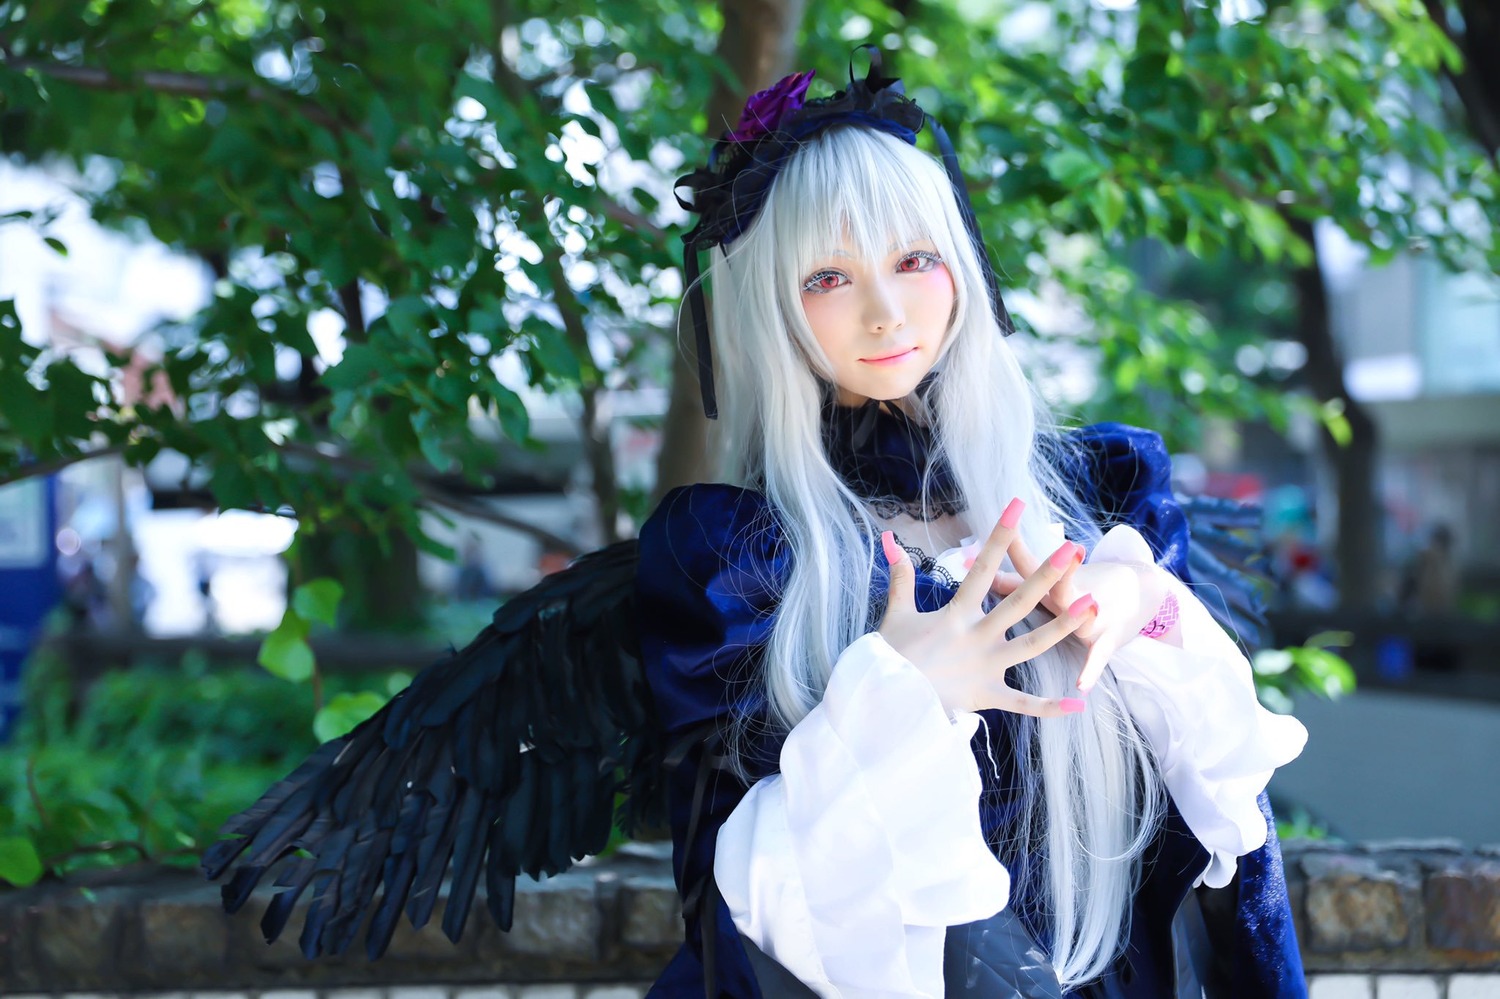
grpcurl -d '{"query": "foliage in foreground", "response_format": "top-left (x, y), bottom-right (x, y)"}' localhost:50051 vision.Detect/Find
top-left (0, 0), bottom-right (1492, 536)
top-left (0, 643), bottom-right (410, 888)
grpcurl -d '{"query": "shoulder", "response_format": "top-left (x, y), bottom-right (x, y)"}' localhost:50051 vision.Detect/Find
top-left (637, 482), bottom-right (788, 612)
top-left (642, 483), bottom-right (776, 543)
top-left (1059, 423), bottom-right (1190, 581)
top-left (636, 484), bottom-right (787, 733)
top-left (1062, 423), bottom-right (1173, 500)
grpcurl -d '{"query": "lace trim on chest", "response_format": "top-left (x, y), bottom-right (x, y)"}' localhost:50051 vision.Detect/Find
top-left (893, 535), bottom-right (963, 589)
top-left (866, 493), bottom-right (968, 522)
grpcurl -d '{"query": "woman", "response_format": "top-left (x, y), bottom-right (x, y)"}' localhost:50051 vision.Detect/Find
top-left (638, 56), bottom-right (1308, 997)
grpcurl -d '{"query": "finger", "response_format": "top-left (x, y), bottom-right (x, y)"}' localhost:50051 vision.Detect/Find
top-left (883, 531), bottom-right (916, 612)
top-left (987, 570), bottom-right (1024, 596)
top-left (1075, 624), bottom-right (1118, 694)
top-left (991, 592), bottom-right (1096, 662)
top-left (1008, 530), bottom-right (1043, 578)
top-left (1052, 547), bottom-right (1084, 604)
top-left (952, 498), bottom-right (1024, 611)
top-left (983, 541), bottom-right (1083, 635)
top-left (982, 684), bottom-right (1087, 719)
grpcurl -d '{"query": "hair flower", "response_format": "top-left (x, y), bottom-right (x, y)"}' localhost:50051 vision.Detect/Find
top-left (726, 70), bottom-right (816, 142)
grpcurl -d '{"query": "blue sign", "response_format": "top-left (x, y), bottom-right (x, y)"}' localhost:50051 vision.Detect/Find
top-left (0, 477), bottom-right (59, 743)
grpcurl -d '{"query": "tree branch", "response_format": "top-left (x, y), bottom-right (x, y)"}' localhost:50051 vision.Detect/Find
top-left (4, 56), bottom-right (668, 240)
top-left (0, 439), bottom-right (581, 554)
top-left (275, 441), bottom-right (584, 554)
top-left (0, 445), bottom-right (127, 488)
top-left (488, 20), bottom-right (622, 544)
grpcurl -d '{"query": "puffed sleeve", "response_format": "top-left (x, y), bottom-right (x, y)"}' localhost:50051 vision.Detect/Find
top-left (1087, 527), bottom-right (1307, 890)
top-left (637, 484), bottom-right (784, 997)
top-left (637, 484), bottom-right (1010, 999)
top-left (1065, 424), bottom-right (1307, 994)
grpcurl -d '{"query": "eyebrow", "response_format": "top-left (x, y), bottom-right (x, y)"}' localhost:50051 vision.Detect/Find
top-left (825, 239), bottom-right (926, 259)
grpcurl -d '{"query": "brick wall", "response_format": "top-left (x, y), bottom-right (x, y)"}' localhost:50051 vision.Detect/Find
top-left (1, 841), bottom-right (1496, 996)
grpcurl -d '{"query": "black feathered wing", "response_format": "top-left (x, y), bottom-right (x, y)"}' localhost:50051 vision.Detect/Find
top-left (201, 540), bottom-right (663, 960)
top-left (1180, 493), bottom-right (1273, 652)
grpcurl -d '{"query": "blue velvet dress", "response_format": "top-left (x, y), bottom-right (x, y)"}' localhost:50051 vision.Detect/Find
top-left (635, 408), bottom-right (1306, 998)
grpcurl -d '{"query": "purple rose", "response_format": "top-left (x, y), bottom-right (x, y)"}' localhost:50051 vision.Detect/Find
top-left (727, 70), bottom-right (815, 143)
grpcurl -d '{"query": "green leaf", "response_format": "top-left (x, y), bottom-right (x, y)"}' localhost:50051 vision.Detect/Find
top-left (1242, 202), bottom-right (1287, 263)
top-left (312, 691), bottom-right (388, 743)
top-left (0, 836), bottom-right (43, 887)
top-left (291, 578), bottom-right (344, 628)
top-left (1252, 649), bottom-right (1294, 676)
top-left (528, 323), bottom-right (582, 382)
top-left (1089, 179), bottom-right (1127, 233)
top-left (321, 342), bottom-right (385, 392)
top-left (1043, 148), bottom-right (1104, 188)
top-left (258, 614), bottom-right (315, 683)
top-left (43, 236), bottom-right (68, 257)
top-left (1320, 397), bottom-right (1353, 447)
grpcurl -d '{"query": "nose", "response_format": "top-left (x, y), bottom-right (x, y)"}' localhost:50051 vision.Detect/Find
top-left (862, 275), bottom-right (906, 334)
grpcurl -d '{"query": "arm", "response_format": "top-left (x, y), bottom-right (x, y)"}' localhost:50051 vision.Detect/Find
top-left (1084, 525), bottom-right (1307, 889)
top-left (715, 632), bottom-right (1010, 998)
top-left (639, 488), bottom-right (1057, 998)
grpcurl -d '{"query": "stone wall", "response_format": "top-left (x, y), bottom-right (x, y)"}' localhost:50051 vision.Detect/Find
top-left (1, 841), bottom-right (1496, 996)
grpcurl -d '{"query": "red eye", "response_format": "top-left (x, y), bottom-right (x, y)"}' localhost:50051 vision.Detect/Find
top-left (803, 270), bottom-right (848, 292)
top-left (898, 253), bottom-right (935, 273)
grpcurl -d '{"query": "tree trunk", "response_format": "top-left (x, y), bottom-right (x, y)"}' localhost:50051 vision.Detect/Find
top-left (651, 0), bottom-right (809, 503)
top-left (1289, 217), bottom-right (1383, 610)
top-left (1423, 0), bottom-right (1500, 163)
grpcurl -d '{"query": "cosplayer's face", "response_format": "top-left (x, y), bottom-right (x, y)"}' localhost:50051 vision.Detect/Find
top-left (799, 238), bottom-right (955, 407)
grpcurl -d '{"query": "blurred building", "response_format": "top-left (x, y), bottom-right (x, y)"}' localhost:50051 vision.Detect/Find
top-left (1326, 234), bottom-right (1500, 599)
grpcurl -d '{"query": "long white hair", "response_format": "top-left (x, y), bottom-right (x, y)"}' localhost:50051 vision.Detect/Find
top-left (697, 125), bottom-right (1164, 988)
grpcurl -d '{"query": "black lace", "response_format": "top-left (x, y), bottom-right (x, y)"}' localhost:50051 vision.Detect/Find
top-left (893, 536), bottom-right (962, 589)
top-left (866, 494), bottom-right (967, 522)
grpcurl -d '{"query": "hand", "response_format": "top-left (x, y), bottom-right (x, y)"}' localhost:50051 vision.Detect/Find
top-left (987, 533), bottom-right (1168, 694)
top-left (877, 500), bottom-right (1096, 718)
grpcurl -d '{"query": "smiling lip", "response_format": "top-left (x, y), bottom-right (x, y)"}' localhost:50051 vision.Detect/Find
top-left (861, 347), bottom-right (918, 365)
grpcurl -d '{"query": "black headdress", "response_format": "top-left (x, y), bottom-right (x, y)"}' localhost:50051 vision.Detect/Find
top-left (674, 48), bottom-right (1013, 419)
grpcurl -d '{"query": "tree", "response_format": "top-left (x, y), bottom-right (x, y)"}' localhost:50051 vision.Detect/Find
top-left (1, 0), bottom-right (1492, 620)
top-left (798, 0), bottom-right (1492, 608)
top-left (1, 0), bottom-right (738, 627)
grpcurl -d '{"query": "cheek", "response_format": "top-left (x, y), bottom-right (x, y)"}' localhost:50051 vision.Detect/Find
top-left (800, 294), bottom-right (849, 357)
top-left (911, 268), bottom-right (957, 322)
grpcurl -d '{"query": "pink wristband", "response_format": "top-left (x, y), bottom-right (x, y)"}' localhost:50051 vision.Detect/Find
top-left (1137, 591), bottom-right (1180, 640)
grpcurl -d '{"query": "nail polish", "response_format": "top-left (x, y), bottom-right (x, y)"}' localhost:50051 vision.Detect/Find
top-left (1000, 498), bottom-right (1025, 529)
top-left (1049, 542), bottom-right (1076, 570)
top-left (1060, 698), bottom-right (1086, 715)
top-left (1068, 594), bottom-right (1097, 617)
top-left (882, 531), bottom-right (903, 565)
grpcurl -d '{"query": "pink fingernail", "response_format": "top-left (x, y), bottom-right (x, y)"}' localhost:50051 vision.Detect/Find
top-left (1060, 697), bottom-right (1086, 714)
top-left (1049, 542), bottom-right (1075, 570)
top-left (963, 554), bottom-right (976, 569)
top-left (1000, 498), bottom-right (1025, 529)
top-left (882, 531), bottom-right (904, 565)
top-left (1068, 594), bottom-right (1097, 617)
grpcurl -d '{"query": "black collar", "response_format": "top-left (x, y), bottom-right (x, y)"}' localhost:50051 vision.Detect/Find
top-left (821, 390), bottom-right (963, 516)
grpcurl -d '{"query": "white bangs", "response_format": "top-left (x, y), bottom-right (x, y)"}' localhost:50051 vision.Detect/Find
top-left (762, 127), bottom-right (968, 306)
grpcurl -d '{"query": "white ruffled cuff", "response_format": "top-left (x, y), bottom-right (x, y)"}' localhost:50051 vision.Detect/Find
top-left (1089, 525), bottom-right (1308, 888)
top-left (715, 632), bottom-right (1011, 998)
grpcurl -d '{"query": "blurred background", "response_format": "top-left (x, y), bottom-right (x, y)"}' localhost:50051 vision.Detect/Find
top-left (1, 0), bottom-right (1498, 896)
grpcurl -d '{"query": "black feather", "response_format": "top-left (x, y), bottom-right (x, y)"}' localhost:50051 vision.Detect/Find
top-left (201, 540), bottom-right (661, 958)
